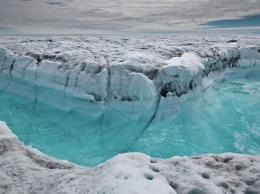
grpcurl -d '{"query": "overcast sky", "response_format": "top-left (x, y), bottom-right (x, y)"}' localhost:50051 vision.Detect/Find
top-left (0, 0), bottom-right (260, 34)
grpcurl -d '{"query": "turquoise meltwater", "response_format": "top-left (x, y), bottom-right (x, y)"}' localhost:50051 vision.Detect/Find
top-left (0, 75), bottom-right (259, 167)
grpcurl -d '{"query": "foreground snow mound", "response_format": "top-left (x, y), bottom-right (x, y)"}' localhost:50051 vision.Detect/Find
top-left (1, 121), bottom-right (259, 194)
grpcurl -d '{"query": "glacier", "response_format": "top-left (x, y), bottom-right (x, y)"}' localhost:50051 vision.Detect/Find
top-left (0, 35), bottom-right (260, 193)
top-left (1, 35), bottom-right (259, 123)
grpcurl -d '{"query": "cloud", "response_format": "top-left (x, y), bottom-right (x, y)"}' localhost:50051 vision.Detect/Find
top-left (202, 14), bottom-right (260, 28)
top-left (0, 0), bottom-right (259, 34)
top-left (46, 2), bottom-right (65, 7)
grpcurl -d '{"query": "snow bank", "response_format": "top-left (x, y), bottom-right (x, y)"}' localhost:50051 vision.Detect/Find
top-left (1, 121), bottom-right (259, 194)
top-left (0, 121), bottom-right (17, 140)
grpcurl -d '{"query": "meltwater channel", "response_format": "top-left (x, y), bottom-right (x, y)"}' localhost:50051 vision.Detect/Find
top-left (0, 74), bottom-right (259, 167)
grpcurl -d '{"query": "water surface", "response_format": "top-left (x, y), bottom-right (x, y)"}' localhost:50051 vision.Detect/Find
top-left (0, 74), bottom-right (259, 167)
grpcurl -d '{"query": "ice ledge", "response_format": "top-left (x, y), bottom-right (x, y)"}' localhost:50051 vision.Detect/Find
top-left (1, 45), bottom-right (260, 113)
top-left (1, 121), bottom-right (259, 194)
top-left (1, 43), bottom-right (260, 105)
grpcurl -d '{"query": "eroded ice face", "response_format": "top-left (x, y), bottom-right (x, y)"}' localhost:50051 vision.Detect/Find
top-left (0, 35), bottom-right (259, 167)
top-left (0, 73), bottom-right (259, 167)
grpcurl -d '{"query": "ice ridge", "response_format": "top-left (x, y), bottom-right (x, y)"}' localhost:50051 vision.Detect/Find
top-left (0, 36), bottom-right (260, 123)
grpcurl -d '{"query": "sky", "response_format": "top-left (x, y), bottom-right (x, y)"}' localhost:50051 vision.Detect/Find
top-left (0, 0), bottom-right (260, 34)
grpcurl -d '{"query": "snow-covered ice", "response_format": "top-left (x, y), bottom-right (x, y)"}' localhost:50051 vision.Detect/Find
top-left (0, 35), bottom-right (260, 122)
top-left (0, 35), bottom-right (260, 193)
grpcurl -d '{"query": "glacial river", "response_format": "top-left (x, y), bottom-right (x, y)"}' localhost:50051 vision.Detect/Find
top-left (0, 73), bottom-right (259, 167)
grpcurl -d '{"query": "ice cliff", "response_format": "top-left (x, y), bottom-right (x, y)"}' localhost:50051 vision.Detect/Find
top-left (1, 121), bottom-right (259, 194)
top-left (0, 35), bottom-right (260, 124)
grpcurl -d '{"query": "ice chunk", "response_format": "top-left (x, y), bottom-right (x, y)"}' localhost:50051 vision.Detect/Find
top-left (163, 53), bottom-right (204, 79)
